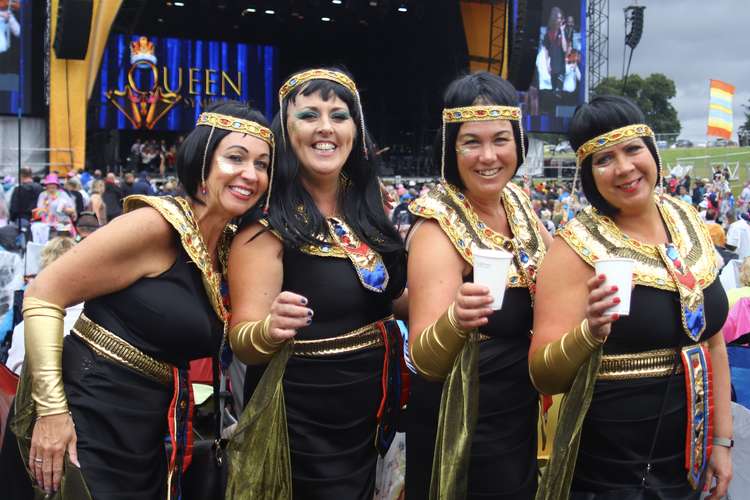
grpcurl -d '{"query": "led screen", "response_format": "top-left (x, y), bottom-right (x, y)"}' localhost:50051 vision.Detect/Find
top-left (0, 0), bottom-right (34, 115)
top-left (93, 34), bottom-right (278, 131)
top-left (520, 0), bottom-right (586, 133)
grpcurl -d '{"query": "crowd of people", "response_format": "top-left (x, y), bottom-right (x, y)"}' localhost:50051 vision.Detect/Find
top-left (386, 178), bottom-right (586, 239)
top-left (126, 137), bottom-right (183, 176)
top-left (0, 67), bottom-right (743, 500)
top-left (0, 167), bottom-right (184, 245)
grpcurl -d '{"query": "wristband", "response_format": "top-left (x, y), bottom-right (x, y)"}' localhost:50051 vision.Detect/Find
top-left (713, 437), bottom-right (734, 449)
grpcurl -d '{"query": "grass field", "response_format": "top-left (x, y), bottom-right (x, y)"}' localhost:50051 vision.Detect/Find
top-left (659, 147), bottom-right (750, 195)
top-left (552, 146), bottom-right (750, 195)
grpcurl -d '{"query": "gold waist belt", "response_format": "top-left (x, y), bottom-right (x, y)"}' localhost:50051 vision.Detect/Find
top-left (293, 315), bottom-right (395, 357)
top-left (598, 347), bottom-right (684, 381)
top-left (72, 313), bottom-right (173, 386)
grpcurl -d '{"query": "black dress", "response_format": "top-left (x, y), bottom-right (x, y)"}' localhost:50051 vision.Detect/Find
top-left (405, 182), bottom-right (544, 499)
top-left (62, 241), bottom-right (223, 500)
top-left (570, 279), bottom-right (728, 499)
top-left (244, 246), bottom-right (395, 500)
top-left (554, 197), bottom-right (729, 499)
top-left (406, 286), bottom-right (538, 500)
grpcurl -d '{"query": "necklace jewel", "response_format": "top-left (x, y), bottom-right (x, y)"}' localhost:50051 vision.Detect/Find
top-left (520, 250), bottom-right (529, 263)
top-left (666, 244), bottom-right (680, 261)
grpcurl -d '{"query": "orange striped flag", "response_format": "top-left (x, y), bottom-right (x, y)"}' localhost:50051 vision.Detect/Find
top-left (707, 79), bottom-right (735, 139)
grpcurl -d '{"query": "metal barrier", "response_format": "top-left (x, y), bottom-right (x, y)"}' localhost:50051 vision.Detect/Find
top-left (0, 147), bottom-right (75, 174)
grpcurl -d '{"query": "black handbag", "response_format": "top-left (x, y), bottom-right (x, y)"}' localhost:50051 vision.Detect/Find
top-left (177, 356), bottom-right (228, 500)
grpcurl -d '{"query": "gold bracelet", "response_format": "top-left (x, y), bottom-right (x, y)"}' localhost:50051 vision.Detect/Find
top-left (410, 302), bottom-right (470, 381)
top-left (446, 302), bottom-right (471, 334)
top-left (229, 315), bottom-right (283, 365)
top-left (529, 319), bottom-right (602, 395)
top-left (579, 319), bottom-right (605, 350)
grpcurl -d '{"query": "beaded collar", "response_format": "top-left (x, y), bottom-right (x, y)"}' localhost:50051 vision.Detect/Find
top-left (558, 195), bottom-right (717, 340)
top-left (259, 217), bottom-right (389, 294)
top-left (408, 181), bottom-right (545, 297)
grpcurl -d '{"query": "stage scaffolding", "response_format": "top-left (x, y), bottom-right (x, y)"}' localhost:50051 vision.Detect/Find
top-left (586, 0), bottom-right (610, 95)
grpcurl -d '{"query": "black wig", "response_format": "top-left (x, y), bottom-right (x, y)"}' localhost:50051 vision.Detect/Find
top-left (176, 100), bottom-right (271, 206)
top-left (266, 67), bottom-right (406, 299)
top-left (568, 95), bottom-right (661, 217)
top-left (436, 72), bottom-right (527, 189)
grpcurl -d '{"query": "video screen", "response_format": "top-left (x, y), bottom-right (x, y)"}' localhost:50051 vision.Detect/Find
top-left (520, 0), bottom-right (586, 134)
top-left (0, 0), bottom-right (33, 115)
top-left (93, 34), bottom-right (278, 131)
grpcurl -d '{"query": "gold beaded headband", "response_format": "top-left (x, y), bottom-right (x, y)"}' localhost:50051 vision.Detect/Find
top-left (196, 111), bottom-right (276, 212)
top-left (441, 105), bottom-right (525, 181)
top-left (279, 69), bottom-right (358, 100)
top-left (576, 124), bottom-right (654, 166)
top-left (196, 112), bottom-right (275, 147)
top-left (278, 69), bottom-right (369, 159)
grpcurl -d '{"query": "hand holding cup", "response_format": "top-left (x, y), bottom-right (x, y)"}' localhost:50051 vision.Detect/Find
top-left (453, 282), bottom-right (495, 331)
top-left (585, 258), bottom-right (634, 341)
top-left (471, 245), bottom-right (513, 310)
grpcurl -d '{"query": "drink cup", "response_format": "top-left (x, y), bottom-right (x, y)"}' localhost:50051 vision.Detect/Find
top-left (471, 245), bottom-right (514, 310)
top-left (594, 258), bottom-right (635, 316)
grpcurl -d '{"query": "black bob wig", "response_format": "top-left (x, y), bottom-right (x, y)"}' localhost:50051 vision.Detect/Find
top-left (568, 95), bottom-right (661, 217)
top-left (176, 99), bottom-right (271, 206)
top-left (436, 72), bottom-right (527, 189)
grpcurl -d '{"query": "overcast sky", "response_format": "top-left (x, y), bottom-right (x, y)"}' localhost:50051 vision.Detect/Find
top-left (605, 0), bottom-right (749, 142)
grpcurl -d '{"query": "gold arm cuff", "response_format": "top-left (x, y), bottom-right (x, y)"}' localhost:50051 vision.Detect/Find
top-left (22, 297), bottom-right (68, 417)
top-left (410, 303), bottom-right (470, 381)
top-left (529, 319), bottom-right (603, 395)
top-left (229, 315), bottom-right (282, 365)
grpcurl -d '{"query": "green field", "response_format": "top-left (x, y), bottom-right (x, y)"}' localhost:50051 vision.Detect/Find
top-left (659, 147), bottom-right (750, 194)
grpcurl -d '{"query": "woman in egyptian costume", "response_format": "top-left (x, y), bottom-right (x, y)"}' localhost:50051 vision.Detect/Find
top-left (225, 68), bottom-right (407, 499)
top-left (405, 72), bottom-right (552, 499)
top-left (10, 100), bottom-right (273, 499)
top-left (531, 95), bottom-right (733, 500)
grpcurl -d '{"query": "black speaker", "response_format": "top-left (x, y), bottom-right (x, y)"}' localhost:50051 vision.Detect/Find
top-left (53, 0), bottom-right (93, 60)
top-left (625, 6), bottom-right (645, 49)
top-left (507, 0), bottom-right (542, 92)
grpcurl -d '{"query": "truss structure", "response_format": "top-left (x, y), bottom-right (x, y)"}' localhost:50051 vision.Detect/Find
top-left (586, 0), bottom-right (609, 95)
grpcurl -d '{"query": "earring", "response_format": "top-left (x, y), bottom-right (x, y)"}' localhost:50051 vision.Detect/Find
top-left (201, 183), bottom-right (207, 196)
top-left (339, 172), bottom-right (351, 189)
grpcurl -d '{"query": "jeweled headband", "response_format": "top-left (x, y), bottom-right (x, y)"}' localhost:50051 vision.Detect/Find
top-left (278, 69), bottom-right (369, 159)
top-left (196, 111), bottom-right (276, 211)
top-left (575, 123), bottom-right (654, 166)
top-left (441, 105), bottom-right (525, 181)
top-left (196, 112), bottom-right (275, 147)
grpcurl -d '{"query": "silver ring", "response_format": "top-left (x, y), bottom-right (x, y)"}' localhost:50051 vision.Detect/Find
top-left (34, 458), bottom-right (43, 463)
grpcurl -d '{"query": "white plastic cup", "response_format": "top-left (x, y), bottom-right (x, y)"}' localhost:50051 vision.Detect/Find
top-left (471, 245), bottom-right (514, 310)
top-left (594, 258), bottom-right (635, 316)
